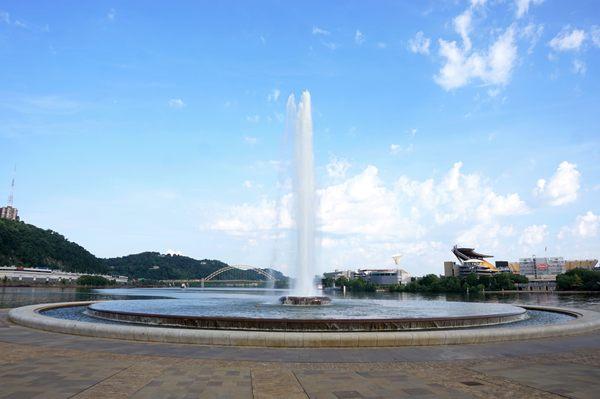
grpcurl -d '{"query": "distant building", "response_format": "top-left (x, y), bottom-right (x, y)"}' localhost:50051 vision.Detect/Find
top-left (495, 261), bottom-right (511, 273)
top-left (519, 257), bottom-right (565, 280)
top-left (450, 245), bottom-right (498, 276)
top-left (444, 261), bottom-right (459, 277)
top-left (0, 205), bottom-right (18, 221)
top-left (565, 259), bottom-right (598, 271)
top-left (323, 268), bottom-right (411, 286)
top-left (0, 266), bottom-right (128, 284)
top-left (323, 269), bottom-right (355, 280)
top-left (359, 269), bottom-right (411, 285)
top-left (508, 262), bottom-right (520, 274)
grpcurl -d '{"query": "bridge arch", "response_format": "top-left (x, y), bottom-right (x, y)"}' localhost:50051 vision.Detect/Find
top-left (203, 264), bottom-right (276, 282)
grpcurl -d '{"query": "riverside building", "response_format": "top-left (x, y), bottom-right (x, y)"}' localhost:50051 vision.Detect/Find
top-left (0, 266), bottom-right (128, 284)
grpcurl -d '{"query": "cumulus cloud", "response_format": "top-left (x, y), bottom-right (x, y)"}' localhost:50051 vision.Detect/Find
top-left (243, 135), bottom-right (257, 144)
top-left (549, 27), bottom-right (586, 52)
top-left (312, 26), bottom-right (330, 36)
top-left (355, 30), bottom-right (365, 45)
top-left (168, 98), bottom-right (185, 108)
top-left (208, 162), bottom-right (531, 275)
top-left (408, 31), bottom-right (430, 55)
top-left (515, 0), bottom-right (544, 19)
top-left (435, 26), bottom-right (517, 90)
top-left (396, 161), bottom-right (528, 224)
top-left (559, 211), bottom-right (600, 239)
top-left (519, 224), bottom-right (548, 246)
top-left (534, 161), bottom-right (581, 206)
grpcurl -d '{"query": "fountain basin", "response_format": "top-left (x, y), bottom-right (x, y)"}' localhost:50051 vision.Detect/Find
top-left (82, 298), bottom-right (528, 331)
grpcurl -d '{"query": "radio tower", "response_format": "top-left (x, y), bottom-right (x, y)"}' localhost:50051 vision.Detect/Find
top-left (7, 166), bottom-right (15, 206)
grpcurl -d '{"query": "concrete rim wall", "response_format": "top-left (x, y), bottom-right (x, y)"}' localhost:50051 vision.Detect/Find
top-left (8, 301), bottom-right (600, 348)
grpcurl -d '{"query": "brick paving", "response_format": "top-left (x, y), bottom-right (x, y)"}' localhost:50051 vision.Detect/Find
top-left (1, 310), bottom-right (599, 398)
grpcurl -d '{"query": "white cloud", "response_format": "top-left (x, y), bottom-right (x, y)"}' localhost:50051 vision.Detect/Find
top-left (515, 0), bottom-right (544, 19)
top-left (592, 26), bottom-right (600, 48)
top-left (389, 143), bottom-right (414, 156)
top-left (559, 211), bottom-right (600, 239)
top-left (456, 223), bottom-right (515, 250)
top-left (409, 128), bottom-right (418, 137)
top-left (572, 59), bottom-right (587, 75)
top-left (107, 8), bottom-right (116, 21)
top-left (519, 224), bottom-right (548, 246)
top-left (376, 42), bottom-right (387, 49)
top-left (246, 114), bottom-right (260, 123)
top-left (549, 27), bottom-right (586, 52)
top-left (521, 23), bottom-right (544, 54)
top-left (396, 161), bottom-right (527, 224)
top-left (208, 162), bottom-right (531, 275)
top-left (267, 89), bottom-right (280, 102)
top-left (243, 180), bottom-right (253, 189)
top-left (355, 30), bottom-right (365, 45)
top-left (534, 161), bottom-right (581, 206)
top-left (453, 9), bottom-right (473, 51)
top-left (243, 136), bottom-right (257, 144)
top-left (168, 98), bottom-right (185, 108)
top-left (312, 26), bottom-right (330, 36)
top-left (435, 26), bottom-right (517, 90)
top-left (471, 0), bottom-right (487, 6)
top-left (326, 157), bottom-right (351, 179)
top-left (408, 31), bottom-right (430, 55)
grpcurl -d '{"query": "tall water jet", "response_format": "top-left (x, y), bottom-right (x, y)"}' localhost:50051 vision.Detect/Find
top-left (285, 90), bottom-right (318, 298)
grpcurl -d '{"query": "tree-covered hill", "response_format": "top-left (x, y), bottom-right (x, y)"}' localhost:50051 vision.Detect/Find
top-left (0, 219), bottom-right (107, 274)
top-left (103, 252), bottom-right (228, 280)
top-left (103, 252), bottom-right (285, 281)
top-left (0, 219), bottom-right (286, 281)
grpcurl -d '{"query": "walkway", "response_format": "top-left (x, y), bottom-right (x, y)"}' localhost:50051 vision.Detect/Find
top-left (1, 309), bottom-right (599, 398)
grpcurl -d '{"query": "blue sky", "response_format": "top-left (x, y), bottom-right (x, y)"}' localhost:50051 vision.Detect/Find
top-left (1, 0), bottom-right (599, 277)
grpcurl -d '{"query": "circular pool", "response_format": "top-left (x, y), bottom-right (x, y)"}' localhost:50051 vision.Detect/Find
top-left (84, 297), bottom-right (528, 331)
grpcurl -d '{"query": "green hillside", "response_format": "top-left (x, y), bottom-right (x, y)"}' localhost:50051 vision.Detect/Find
top-left (103, 252), bottom-right (286, 281)
top-left (103, 252), bottom-right (228, 280)
top-left (0, 219), bottom-right (107, 274)
top-left (0, 219), bottom-right (286, 282)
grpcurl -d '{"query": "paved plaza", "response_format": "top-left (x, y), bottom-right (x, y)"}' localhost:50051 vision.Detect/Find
top-left (1, 309), bottom-right (600, 398)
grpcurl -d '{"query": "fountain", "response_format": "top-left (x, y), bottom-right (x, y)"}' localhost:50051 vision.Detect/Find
top-left (278, 90), bottom-right (331, 306)
top-left (10, 90), bottom-right (594, 347)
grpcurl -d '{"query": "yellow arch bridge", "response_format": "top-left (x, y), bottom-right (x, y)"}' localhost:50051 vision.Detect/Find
top-left (166, 265), bottom-right (277, 287)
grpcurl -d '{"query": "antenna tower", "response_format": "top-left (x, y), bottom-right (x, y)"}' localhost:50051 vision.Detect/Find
top-left (7, 166), bottom-right (15, 206)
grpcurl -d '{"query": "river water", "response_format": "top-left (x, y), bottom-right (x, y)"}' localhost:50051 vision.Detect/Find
top-left (2, 286), bottom-right (600, 312)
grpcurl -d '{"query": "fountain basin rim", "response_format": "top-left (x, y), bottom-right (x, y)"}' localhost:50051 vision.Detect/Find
top-left (84, 303), bottom-right (527, 324)
top-left (9, 301), bottom-right (599, 347)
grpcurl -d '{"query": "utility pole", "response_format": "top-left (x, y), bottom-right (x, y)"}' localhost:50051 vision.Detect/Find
top-left (533, 255), bottom-right (537, 279)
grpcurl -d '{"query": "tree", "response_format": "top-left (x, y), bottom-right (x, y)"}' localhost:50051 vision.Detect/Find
top-left (76, 275), bottom-right (112, 286)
